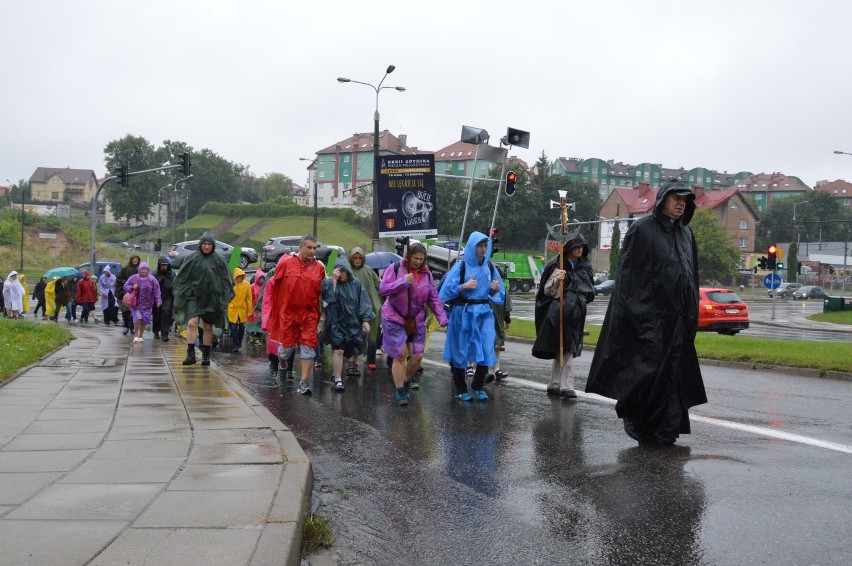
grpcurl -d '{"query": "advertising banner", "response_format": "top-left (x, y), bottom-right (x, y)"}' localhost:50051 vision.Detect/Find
top-left (599, 219), bottom-right (630, 250)
top-left (376, 154), bottom-right (437, 238)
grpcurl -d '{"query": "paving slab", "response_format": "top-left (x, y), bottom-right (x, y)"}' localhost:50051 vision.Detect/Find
top-left (169, 463), bottom-right (284, 491)
top-left (0, 472), bottom-right (63, 505)
top-left (59, 457), bottom-right (185, 484)
top-left (6, 483), bottom-right (162, 520)
top-left (0, 519), bottom-right (127, 565)
top-left (134, 489), bottom-right (276, 528)
top-left (0, 449), bottom-right (93, 472)
top-left (1, 432), bottom-right (106, 451)
top-left (93, 438), bottom-right (191, 459)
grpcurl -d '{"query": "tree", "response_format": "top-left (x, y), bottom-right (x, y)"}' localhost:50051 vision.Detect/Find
top-left (786, 241), bottom-right (799, 282)
top-left (259, 172), bottom-right (294, 201)
top-left (8, 179), bottom-right (30, 203)
top-left (756, 192), bottom-right (852, 247)
top-left (609, 221), bottom-right (621, 279)
top-left (103, 135), bottom-right (160, 223)
top-left (690, 208), bottom-right (741, 284)
top-left (533, 151), bottom-right (550, 186)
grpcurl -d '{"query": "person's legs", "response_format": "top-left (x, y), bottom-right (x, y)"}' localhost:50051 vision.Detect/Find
top-left (547, 360), bottom-right (562, 396)
top-left (331, 348), bottom-right (344, 379)
top-left (183, 316), bottom-right (199, 365)
top-left (235, 322), bottom-right (245, 349)
top-left (152, 306), bottom-right (161, 338)
top-left (558, 355), bottom-right (576, 398)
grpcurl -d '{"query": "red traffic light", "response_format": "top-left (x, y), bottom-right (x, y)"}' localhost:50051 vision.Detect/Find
top-left (505, 171), bottom-right (517, 196)
top-left (768, 244), bottom-right (777, 255)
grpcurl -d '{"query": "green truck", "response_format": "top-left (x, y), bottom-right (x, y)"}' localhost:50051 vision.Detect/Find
top-left (492, 253), bottom-right (543, 293)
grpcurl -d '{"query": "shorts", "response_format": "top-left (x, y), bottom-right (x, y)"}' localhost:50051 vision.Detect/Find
top-left (278, 343), bottom-right (317, 360)
top-left (330, 339), bottom-right (362, 358)
top-left (382, 319), bottom-right (425, 359)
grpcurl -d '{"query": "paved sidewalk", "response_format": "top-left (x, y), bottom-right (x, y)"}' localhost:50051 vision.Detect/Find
top-left (0, 322), bottom-right (312, 566)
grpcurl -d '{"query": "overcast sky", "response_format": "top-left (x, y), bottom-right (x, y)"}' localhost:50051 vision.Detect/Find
top-left (4, 0), bottom-right (852, 190)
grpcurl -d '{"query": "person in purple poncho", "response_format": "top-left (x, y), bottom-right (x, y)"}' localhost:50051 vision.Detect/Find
top-left (123, 261), bottom-right (162, 343)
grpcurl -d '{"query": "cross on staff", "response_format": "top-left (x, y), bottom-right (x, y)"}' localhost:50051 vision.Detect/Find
top-left (549, 190), bottom-right (575, 367)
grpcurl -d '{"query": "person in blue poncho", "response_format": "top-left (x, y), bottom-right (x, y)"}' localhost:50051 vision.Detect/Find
top-left (439, 230), bottom-right (505, 401)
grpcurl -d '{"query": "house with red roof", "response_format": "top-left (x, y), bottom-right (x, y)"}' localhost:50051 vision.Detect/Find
top-left (814, 179), bottom-right (852, 208)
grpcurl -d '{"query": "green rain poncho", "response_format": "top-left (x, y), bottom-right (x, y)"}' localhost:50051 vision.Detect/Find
top-left (172, 231), bottom-right (235, 330)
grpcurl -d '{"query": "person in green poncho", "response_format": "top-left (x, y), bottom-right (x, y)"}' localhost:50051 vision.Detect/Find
top-left (173, 231), bottom-right (235, 366)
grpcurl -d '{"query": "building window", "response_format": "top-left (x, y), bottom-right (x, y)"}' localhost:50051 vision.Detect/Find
top-left (319, 171), bottom-right (325, 179)
top-left (52, 192), bottom-right (59, 199)
top-left (730, 202), bottom-right (738, 209)
top-left (739, 238), bottom-right (747, 248)
top-left (739, 220), bottom-right (747, 229)
top-left (644, 172), bottom-right (650, 179)
top-left (343, 155), bottom-right (350, 163)
top-left (583, 166), bottom-right (589, 172)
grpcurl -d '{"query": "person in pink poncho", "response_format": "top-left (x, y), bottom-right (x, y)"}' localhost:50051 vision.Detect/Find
top-left (123, 261), bottom-right (162, 343)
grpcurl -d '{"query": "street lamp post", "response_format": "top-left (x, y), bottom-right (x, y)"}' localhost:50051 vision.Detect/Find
top-left (157, 184), bottom-right (172, 238)
top-left (299, 157), bottom-right (319, 238)
top-left (793, 200), bottom-right (809, 246)
top-left (337, 65), bottom-right (406, 251)
top-left (171, 176), bottom-right (193, 246)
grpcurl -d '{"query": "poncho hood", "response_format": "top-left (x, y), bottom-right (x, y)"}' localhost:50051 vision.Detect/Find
top-left (349, 247), bottom-right (366, 261)
top-left (654, 178), bottom-right (696, 226)
top-left (463, 231), bottom-right (493, 269)
top-left (563, 232), bottom-right (590, 259)
top-left (138, 262), bottom-right (150, 272)
top-left (233, 267), bottom-right (246, 281)
top-left (334, 258), bottom-right (354, 279)
top-left (199, 231), bottom-right (216, 253)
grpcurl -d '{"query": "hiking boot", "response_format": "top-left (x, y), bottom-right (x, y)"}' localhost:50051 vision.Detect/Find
top-left (395, 388), bottom-right (409, 406)
top-left (471, 388), bottom-right (488, 401)
top-left (494, 369), bottom-right (508, 381)
top-left (297, 380), bottom-right (312, 395)
top-left (182, 345), bottom-right (197, 366)
top-left (333, 378), bottom-right (345, 392)
top-left (200, 345), bottom-right (211, 366)
top-left (546, 385), bottom-right (560, 396)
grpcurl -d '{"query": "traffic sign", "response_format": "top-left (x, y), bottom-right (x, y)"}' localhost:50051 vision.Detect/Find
top-left (763, 273), bottom-right (781, 289)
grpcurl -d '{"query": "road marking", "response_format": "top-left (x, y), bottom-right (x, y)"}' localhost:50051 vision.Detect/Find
top-left (420, 363), bottom-right (852, 455)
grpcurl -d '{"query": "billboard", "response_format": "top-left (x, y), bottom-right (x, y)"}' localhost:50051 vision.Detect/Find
top-left (376, 154), bottom-right (437, 238)
top-left (599, 219), bottom-right (630, 250)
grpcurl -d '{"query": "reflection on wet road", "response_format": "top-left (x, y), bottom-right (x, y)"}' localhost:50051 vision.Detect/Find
top-left (219, 334), bottom-right (852, 565)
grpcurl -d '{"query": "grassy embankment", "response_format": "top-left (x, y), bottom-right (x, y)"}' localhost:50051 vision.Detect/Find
top-left (506, 318), bottom-right (852, 374)
top-left (0, 319), bottom-right (72, 383)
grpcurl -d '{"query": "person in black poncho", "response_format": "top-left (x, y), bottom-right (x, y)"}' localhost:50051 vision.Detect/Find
top-left (585, 178), bottom-right (707, 445)
top-left (172, 232), bottom-right (234, 366)
top-left (532, 233), bottom-right (595, 399)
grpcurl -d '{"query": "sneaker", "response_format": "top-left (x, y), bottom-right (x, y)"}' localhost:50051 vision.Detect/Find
top-left (297, 380), bottom-right (312, 395)
top-left (495, 369), bottom-right (508, 381)
top-left (122, 327), bottom-right (130, 335)
top-left (395, 388), bottom-right (409, 406)
top-left (484, 373), bottom-right (496, 385)
top-left (346, 366), bottom-right (360, 377)
top-left (333, 378), bottom-right (345, 392)
top-left (560, 388), bottom-right (577, 399)
top-left (367, 363), bottom-right (376, 370)
top-left (153, 332), bottom-right (160, 339)
top-left (409, 378), bottom-right (420, 390)
top-left (471, 388), bottom-right (488, 401)
top-left (454, 391), bottom-right (473, 402)
top-left (546, 385), bottom-right (560, 397)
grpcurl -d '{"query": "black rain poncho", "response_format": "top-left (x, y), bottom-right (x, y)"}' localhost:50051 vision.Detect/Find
top-left (532, 233), bottom-right (595, 360)
top-left (585, 180), bottom-right (707, 437)
top-left (321, 258), bottom-right (375, 350)
top-left (172, 231), bottom-right (235, 330)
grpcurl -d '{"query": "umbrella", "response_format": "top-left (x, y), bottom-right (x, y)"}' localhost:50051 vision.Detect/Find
top-left (365, 252), bottom-right (402, 273)
top-left (43, 267), bottom-right (79, 279)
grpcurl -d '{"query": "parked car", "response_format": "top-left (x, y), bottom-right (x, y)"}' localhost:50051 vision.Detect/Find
top-left (768, 282), bottom-right (801, 299)
top-left (167, 240), bottom-right (258, 269)
top-left (261, 236), bottom-right (345, 265)
top-left (76, 261), bottom-right (122, 279)
top-left (594, 279), bottom-right (615, 296)
top-left (119, 241), bottom-right (141, 250)
top-left (698, 287), bottom-right (749, 335)
top-left (792, 285), bottom-right (829, 301)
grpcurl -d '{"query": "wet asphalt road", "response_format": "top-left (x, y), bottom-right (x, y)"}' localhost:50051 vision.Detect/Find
top-left (216, 335), bottom-right (852, 566)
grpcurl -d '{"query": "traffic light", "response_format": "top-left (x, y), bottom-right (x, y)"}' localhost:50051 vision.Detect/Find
top-left (758, 256), bottom-right (768, 270)
top-left (777, 262), bottom-right (785, 270)
top-left (490, 228), bottom-right (500, 254)
top-left (115, 163), bottom-right (129, 187)
top-left (155, 238), bottom-right (162, 252)
top-left (180, 152), bottom-right (191, 176)
top-left (767, 244), bottom-right (778, 270)
top-left (505, 171), bottom-right (517, 196)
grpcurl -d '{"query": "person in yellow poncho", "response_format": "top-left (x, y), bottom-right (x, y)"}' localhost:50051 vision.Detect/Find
top-left (18, 274), bottom-right (29, 314)
top-left (44, 277), bottom-right (58, 319)
top-left (227, 267), bottom-right (253, 353)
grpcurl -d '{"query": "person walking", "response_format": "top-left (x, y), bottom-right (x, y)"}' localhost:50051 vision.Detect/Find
top-left (152, 256), bottom-right (175, 341)
top-left (532, 233), bottom-right (595, 399)
top-left (68, 274), bottom-right (79, 322)
top-left (18, 274), bottom-right (30, 315)
top-left (586, 178), bottom-right (707, 445)
top-left (322, 259), bottom-right (375, 392)
top-left (245, 268), bottom-right (266, 346)
top-left (98, 266), bottom-right (119, 326)
top-left (3, 271), bottom-right (25, 318)
top-left (487, 266), bottom-right (513, 384)
top-left (173, 231), bottom-right (234, 366)
top-left (116, 255), bottom-right (140, 335)
top-left (380, 242), bottom-right (448, 406)
top-left (75, 270), bottom-right (98, 323)
top-left (32, 276), bottom-right (47, 318)
top-left (439, 232), bottom-right (505, 402)
top-left (123, 262), bottom-right (162, 343)
top-left (347, 247), bottom-right (383, 372)
top-left (267, 235), bottom-right (326, 395)
top-left (227, 267), bottom-right (253, 353)
top-left (54, 276), bottom-right (72, 323)
top-left (45, 277), bottom-right (58, 320)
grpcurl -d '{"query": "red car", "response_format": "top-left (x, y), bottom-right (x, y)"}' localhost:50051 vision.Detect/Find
top-left (698, 288), bottom-right (749, 335)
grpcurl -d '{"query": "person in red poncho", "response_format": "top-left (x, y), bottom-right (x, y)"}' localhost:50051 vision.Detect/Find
top-left (75, 271), bottom-right (98, 323)
top-left (268, 235), bottom-right (326, 395)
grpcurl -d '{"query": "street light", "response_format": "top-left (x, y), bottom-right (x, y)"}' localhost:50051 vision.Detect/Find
top-left (793, 200), bottom-right (810, 246)
top-left (833, 150), bottom-right (852, 156)
top-left (172, 176), bottom-right (193, 245)
top-left (299, 157), bottom-right (319, 238)
top-left (337, 65), bottom-right (406, 251)
top-left (157, 184), bottom-right (172, 235)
